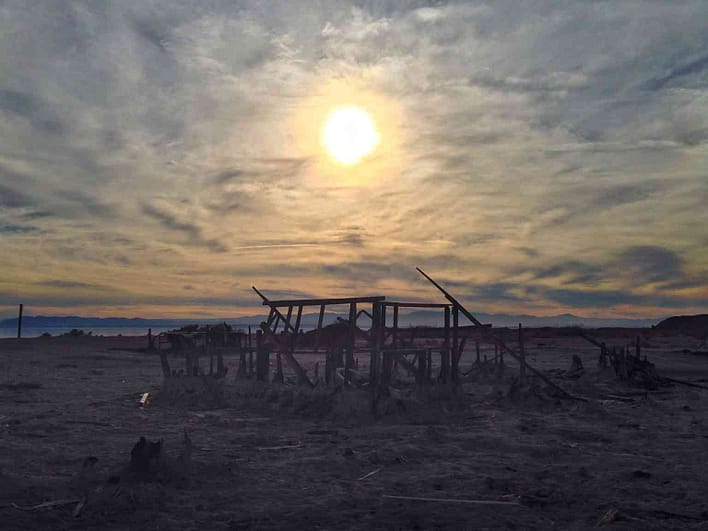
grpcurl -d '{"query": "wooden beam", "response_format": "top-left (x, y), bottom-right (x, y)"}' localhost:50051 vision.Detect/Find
top-left (16, 303), bottom-right (23, 339)
top-left (452, 305), bottom-right (459, 383)
top-left (416, 268), bottom-right (485, 327)
top-left (259, 322), bottom-right (312, 387)
top-left (291, 305), bottom-right (303, 352)
top-left (314, 304), bottom-right (325, 353)
top-left (357, 309), bottom-right (373, 320)
top-left (577, 331), bottom-right (604, 349)
top-left (259, 294), bottom-right (386, 307)
top-left (416, 268), bottom-right (587, 401)
top-left (252, 287), bottom-right (298, 334)
top-left (518, 323), bottom-right (526, 385)
top-left (392, 306), bottom-right (399, 348)
top-left (384, 302), bottom-right (452, 308)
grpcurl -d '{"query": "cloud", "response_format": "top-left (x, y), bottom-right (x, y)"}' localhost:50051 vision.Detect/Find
top-left (614, 245), bottom-right (684, 284)
top-left (0, 0), bottom-right (705, 318)
top-left (141, 203), bottom-right (227, 252)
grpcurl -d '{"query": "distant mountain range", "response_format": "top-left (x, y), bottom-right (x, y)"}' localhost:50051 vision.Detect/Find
top-left (0, 311), bottom-right (661, 330)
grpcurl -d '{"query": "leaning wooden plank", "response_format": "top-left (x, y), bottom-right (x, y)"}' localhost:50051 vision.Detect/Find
top-left (261, 295), bottom-right (386, 306)
top-left (382, 495), bottom-right (521, 506)
top-left (259, 323), bottom-right (312, 387)
top-left (577, 331), bottom-right (604, 349)
top-left (416, 268), bottom-right (587, 402)
top-left (252, 287), bottom-right (298, 334)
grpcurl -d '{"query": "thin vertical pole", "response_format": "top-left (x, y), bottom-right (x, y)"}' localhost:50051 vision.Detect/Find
top-left (518, 323), bottom-right (526, 385)
top-left (452, 306), bottom-right (459, 383)
top-left (442, 306), bottom-right (450, 382)
top-left (292, 305), bottom-right (303, 352)
top-left (346, 302), bottom-right (356, 384)
top-left (393, 305), bottom-right (399, 349)
top-left (315, 304), bottom-right (325, 352)
top-left (17, 304), bottom-right (23, 339)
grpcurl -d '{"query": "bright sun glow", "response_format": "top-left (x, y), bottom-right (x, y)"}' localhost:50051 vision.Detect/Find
top-left (322, 106), bottom-right (380, 165)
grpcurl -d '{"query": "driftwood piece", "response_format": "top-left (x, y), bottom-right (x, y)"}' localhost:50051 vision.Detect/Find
top-left (357, 467), bottom-right (382, 481)
top-left (382, 494), bottom-right (521, 506)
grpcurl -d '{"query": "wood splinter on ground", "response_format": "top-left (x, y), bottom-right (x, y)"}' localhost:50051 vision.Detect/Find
top-left (382, 494), bottom-right (522, 506)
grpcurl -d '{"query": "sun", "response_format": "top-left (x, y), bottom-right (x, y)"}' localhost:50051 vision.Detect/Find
top-left (321, 106), bottom-right (380, 165)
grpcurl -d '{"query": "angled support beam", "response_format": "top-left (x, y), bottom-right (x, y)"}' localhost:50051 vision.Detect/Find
top-left (252, 286), bottom-right (298, 334)
top-left (416, 268), bottom-right (586, 402)
top-left (253, 286), bottom-right (312, 387)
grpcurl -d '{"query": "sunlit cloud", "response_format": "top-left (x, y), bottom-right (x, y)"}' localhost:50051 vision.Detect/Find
top-left (0, 1), bottom-right (706, 319)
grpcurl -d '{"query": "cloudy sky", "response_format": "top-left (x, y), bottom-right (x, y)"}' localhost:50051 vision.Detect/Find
top-left (0, 0), bottom-right (706, 319)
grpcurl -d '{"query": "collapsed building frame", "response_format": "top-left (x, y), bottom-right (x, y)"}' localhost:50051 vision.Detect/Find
top-left (157, 269), bottom-right (585, 403)
top-left (253, 286), bottom-right (468, 389)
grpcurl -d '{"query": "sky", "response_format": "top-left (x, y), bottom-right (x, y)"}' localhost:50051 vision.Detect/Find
top-left (0, 0), bottom-right (706, 320)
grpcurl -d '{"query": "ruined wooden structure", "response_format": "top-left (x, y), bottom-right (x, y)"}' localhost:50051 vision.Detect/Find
top-left (247, 286), bottom-right (480, 392)
top-left (153, 269), bottom-right (587, 406)
top-left (156, 324), bottom-right (248, 379)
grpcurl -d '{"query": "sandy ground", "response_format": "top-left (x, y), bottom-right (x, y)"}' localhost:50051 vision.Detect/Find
top-left (0, 332), bottom-right (707, 530)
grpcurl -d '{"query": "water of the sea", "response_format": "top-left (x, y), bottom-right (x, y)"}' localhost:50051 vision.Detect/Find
top-left (0, 326), bottom-right (176, 338)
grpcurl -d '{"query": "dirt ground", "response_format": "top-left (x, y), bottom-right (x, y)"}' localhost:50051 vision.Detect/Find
top-left (1, 331), bottom-right (707, 530)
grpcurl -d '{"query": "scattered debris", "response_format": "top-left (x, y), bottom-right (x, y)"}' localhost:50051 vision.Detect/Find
top-left (139, 392), bottom-right (150, 407)
top-left (597, 508), bottom-right (619, 525)
top-left (10, 499), bottom-right (81, 511)
top-left (356, 467), bottom-right (382, 481)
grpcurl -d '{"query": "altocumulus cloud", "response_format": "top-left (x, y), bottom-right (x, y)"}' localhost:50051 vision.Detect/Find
top-left (0, 0), bottom-right (705, 318)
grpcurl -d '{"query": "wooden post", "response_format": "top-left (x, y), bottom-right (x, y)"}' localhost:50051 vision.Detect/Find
top-left (273, 353), bottom-right (284, 384)
top-left (441, 306), bottom-right (450, 382)
top-left (325, 350), bottom-right (332, 385)
top-left (255, 330), bottom-right (262, 381)
top-left (599, 342), bottom-right (607, 368)
top-left (237, 335), bottom-right (246, 378)
top-left (451, 306), bottom-right (459, 384)
top-left (392, 305), bottom-right (399, 349)
top-left (427, 350), bottom-right (432, 380)
top-left (158, 334), bottom-right (171, 378)
top-left (346, 303), bottom-right (357, 382)
top-left (16, 304), bottom-right (23, 339)
top-left (291, 305), bottom-right (303, 353)
top-left (314, 304), bottom-right (325, 352)
top-left (381, 351), bottom-right (392, 390)
top-left (206, 325), bottom-right (213, 376)
top-left (518, 324), bottom-right (526, 385)
top-left (248, 350), bottom-right (254, 377)
top-left (380, 305), bottom-right (387, 346)
top-left (635, 336), bottom-right (640, 359)
top-left (282, 305), bottom-right (293, 350)
top-left (417, 348), bottom-right (427, 386)
top-left (370, 303), bottom-right (380, 384)
top-left (475, 341), bottom-right (481, 364)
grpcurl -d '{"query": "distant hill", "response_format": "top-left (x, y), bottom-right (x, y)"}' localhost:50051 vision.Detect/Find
top-left (1, 311), bottom-right (659, 331)
top-left (654, 314), bottom-right (708, 337)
